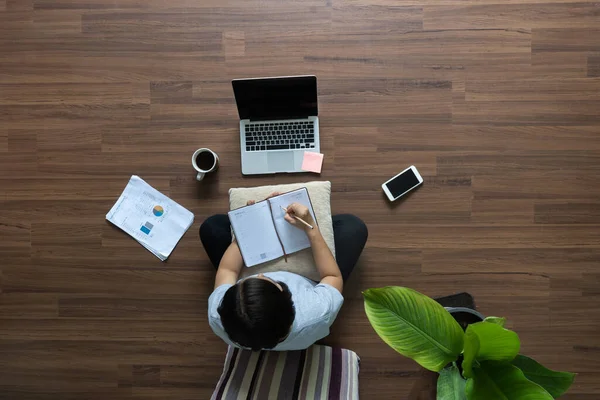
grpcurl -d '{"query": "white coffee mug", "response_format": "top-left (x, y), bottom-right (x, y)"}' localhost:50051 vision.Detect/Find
top-left (192, 148), bottom-right (219, 181)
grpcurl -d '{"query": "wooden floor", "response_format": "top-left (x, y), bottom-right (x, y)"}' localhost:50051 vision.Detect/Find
top-left (1, 0), bottom-right (600, 398)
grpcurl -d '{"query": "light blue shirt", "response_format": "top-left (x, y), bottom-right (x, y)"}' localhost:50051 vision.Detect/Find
top-left (208, 271), bottom-right (344, 351)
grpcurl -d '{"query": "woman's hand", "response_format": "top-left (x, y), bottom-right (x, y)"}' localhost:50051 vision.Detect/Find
top-left (283, 203), bottom-right (317, 232)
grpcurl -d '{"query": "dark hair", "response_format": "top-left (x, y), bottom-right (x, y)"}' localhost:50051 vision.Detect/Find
top-left (218, 278), bottom-right (295, 351)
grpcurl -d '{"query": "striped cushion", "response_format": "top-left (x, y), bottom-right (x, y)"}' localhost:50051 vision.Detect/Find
top-left (212, 345), bottom-right (360, 400)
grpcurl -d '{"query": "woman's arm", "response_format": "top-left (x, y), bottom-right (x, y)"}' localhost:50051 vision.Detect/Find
top-left (214, 240), bottom-right (244, 289)
top-left (284, 203), bottom-right (343, 293)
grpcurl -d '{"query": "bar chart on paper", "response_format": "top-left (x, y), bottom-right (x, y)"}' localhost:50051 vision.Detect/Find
top-left (106, 176), bottom-right (194, 261)
top-left (140, 221), bottom-right (154, 235)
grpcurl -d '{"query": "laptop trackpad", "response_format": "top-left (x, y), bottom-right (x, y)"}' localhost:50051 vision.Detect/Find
top-left (267, 152), bottom-right (295, 172)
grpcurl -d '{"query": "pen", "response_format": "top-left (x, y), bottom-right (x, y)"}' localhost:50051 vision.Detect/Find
top-left (280, 206), bottom-right (314, 230)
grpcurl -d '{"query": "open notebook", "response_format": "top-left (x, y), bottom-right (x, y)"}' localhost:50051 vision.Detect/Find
top-left (228, 188), bottom-right (317, 267)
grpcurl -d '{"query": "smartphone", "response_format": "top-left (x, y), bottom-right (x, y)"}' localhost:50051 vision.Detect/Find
top-left (382, 165), bottom-right (423, 201)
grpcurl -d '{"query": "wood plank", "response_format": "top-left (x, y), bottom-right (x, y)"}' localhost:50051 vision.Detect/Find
top-left (247, 29), bottom-right (531, 58)
top-left (535, 202), bottom-right (600, 224)
top-left (0, 32), bottom-right (223, 53)
top-left (7, 0), bottom-right (32, 11)
top-left (83, 7), bottom-right (331, 34)
top-left (0, 83), bottom-right (137, 105)
top-left (0, 339), bottom-right (220, 365)
top-left (336, 0), bottom-right (592, 5)
top-left (130, 387), bottom-right (214, 399)
top-left (36, 152), bottom-right (194, 177)
top-left (368, 225), bottom-right (600, 249)
top-left (0, 294), bottom-right (58, 317)
top-left (0, 319), bottom-right (206, 341)
top-left (301, 52), bottom-right (532, 81)
top-left (379, 125), bottom-right (600, 151)
top-left (0, 220), bottom-right (31, 249)
top-left (424, 3), bottom-right (600, 30)
top-left (422, 248), bottom-right (600, 275)
top-left (533, 28), bottom-right (600, 52)
top-left (438, 151), bottom-right (600, 175)
top-left (1, 200), bottom-right (115, 223)
top-left (222, 31), bottom-right (245, 59)
top-left (453, 99), bottom-right (600, 125)
top-left (31, 223), bottom-right (102, 249)
top-left (0, 152), bottom-right (37, 177)
top-left (320, 78), bottom-right (453, 125)
top-left (58, 296), bottom-right (205, 318)
top-left (149, 81), bottom-right (193, 104)
top-left (30, 246), bottom-right (205, 271)
top-left (0, 53), bottom-right (226, 83)
top-left (589, 53), bottom-right (600, 77)
top-left (160, 365), bottom-right (221, 388)
top-left (332, 5), bottom-right (423, 34)
top-left (532, 51), bottom-right (589, 78)
top-left (471, 198), bottom-right (534, 224)
top-left (0, 10), bottom-right (81, 38)
top-left (0, 178), bottom-right (169, 200)
top-left (34, 0), bottom-right (324, 10)
top-left (131, 365), bottom-right (161, 387)
top-left (0, 128), bottom-right (7, 152)
top-left (101, 124), bottom-right (238, 153)
top-left (2, 265), bottom-right (213, 295)
top-left (37, 128), bottom-right (102, 151)
top-left (0, 104), bottom-right (150, 131)
top-left (31, 10), bottom-right (83, 35)
top-left (465, 78), bottom-right (600, 101)
top-left (473, 171), bottom-right (600, 200)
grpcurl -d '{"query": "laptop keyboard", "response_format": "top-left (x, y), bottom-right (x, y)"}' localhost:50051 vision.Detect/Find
top-left (245, 121), bottom-right (316, 152)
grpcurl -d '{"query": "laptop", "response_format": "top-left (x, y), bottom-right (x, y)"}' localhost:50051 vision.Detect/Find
top-left (232, 75), bottom-right (321, 175)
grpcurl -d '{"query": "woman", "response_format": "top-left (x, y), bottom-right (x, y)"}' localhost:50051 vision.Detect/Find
top-left (200, 193), bottom-right (368, 351)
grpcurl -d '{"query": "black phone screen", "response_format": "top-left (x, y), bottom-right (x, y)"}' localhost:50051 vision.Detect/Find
top-left (386, 169), bottom-right (420, 198)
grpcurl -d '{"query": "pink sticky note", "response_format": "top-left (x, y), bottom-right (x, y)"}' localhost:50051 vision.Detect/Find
top-left (301, 151), bottom-right (324, 173)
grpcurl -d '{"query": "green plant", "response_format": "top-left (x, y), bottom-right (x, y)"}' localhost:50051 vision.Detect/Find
top-left (363, 287), bottom-right (575, 400)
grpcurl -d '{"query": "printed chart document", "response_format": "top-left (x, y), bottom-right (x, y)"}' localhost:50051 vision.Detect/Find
top-left (106, 175), bottom-right (194, 261)
top-left (228, 188), bottom-right (317, 267)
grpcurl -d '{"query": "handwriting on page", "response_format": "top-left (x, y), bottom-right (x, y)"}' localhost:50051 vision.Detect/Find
top-left (269, 189), bottom-right (316, 254)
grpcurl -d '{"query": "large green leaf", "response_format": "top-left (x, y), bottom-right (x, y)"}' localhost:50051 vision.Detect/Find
top-left (437, 364), bottom-right (467, 400)
top-left (512, 355), bottom-right (575, 398)
top-left (462, 326), bottom-right (481, 379)
top-left (463, 322), bottom-right (520, 378)
top-left (466, 362), bottom-right (554, 400)
top-left (363, 287), bottom-right (464, 372)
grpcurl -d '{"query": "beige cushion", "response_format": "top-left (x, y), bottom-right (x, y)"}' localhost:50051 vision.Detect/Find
top-left (229, 181), bottom-right (334, 281)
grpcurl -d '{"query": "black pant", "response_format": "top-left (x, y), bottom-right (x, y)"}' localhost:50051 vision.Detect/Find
top-left (199, 214), bottom-right (368, 282)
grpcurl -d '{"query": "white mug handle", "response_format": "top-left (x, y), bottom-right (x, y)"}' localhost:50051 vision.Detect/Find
top-left (196, 171), bottom-right (206, 181)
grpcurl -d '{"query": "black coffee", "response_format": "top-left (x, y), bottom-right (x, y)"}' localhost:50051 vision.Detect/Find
top-left (195, 151), bottom-right (215, 170)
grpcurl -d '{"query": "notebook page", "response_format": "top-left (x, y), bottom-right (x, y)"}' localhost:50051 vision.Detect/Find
top-left (268, 188), bottom-right (316, 255)
top-left (228, 201), bottom-right (284, 267)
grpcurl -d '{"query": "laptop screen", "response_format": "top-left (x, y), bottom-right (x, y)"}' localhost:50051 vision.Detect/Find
top-left (232, 76), bottom-right (318, 120)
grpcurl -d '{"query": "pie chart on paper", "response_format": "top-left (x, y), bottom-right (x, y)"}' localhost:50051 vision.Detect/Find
top-left (153, 205), bottom-right (164, 217)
